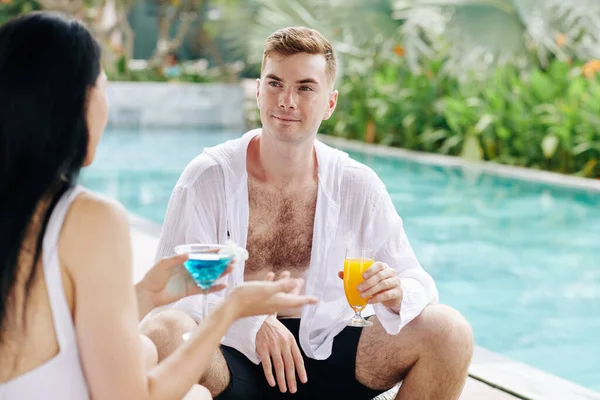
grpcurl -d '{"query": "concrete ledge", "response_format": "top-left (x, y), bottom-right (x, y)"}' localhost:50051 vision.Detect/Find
top-left (107, 82), bottom-right (245, 129)
top-left (317, 135), bottom-right (600, 193)
top-left (129, 213), bottom-right (161, 284)
top-left (471, 346), bottom-right (600, 400)
top-left (129, 212), bottom-right (162, 237)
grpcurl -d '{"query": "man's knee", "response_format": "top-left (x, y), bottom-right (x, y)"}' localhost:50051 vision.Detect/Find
top-left (140, 333), bottom-right (159, 369)
top-left (414, 304), bottom-right (474, 362)
top-left (139, 309), bottom-right (197, 361)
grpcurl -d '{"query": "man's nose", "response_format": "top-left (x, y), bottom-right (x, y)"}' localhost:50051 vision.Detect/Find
top-left (279, 88), bottom-right (297, 109)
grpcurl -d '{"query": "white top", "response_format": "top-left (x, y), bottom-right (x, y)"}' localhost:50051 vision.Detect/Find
top-left (155, 129), bottom-right (439, 364)
top-left (0, 186), bottom-right (89, 399)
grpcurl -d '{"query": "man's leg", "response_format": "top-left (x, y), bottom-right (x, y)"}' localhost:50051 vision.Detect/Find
top-left (139, 333), bottom-right (159, 369)
top-left (355, 304), bottom-right (474, 400)
top-left (139, 309), bottom-right (231, 396)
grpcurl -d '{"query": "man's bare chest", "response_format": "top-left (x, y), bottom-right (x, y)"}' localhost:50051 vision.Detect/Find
top-left (244, 183), bottom-right (317, 276)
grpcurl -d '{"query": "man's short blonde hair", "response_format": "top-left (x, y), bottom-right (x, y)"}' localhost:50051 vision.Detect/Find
top-left (261, 27), bottom-right (337, 86)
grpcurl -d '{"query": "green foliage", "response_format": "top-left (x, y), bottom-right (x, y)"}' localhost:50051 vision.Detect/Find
top-left (392, 0), bottom-right (600, 78)
top-left (0, 0), bottom-right (40, 25)
top-left (322, 51), bottom-right (600, 178)
top-left (107, 54), bottom-right (219, 83)
top-left (107, 67), bottom-right (216, 83)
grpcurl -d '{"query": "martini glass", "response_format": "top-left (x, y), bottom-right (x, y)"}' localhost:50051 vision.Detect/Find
top-left (174, 243), bottom-right (237, 341)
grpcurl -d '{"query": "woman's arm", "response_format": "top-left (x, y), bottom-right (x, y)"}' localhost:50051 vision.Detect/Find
top-left (62, 193), bottom-right (168, 399)
top-left (61, 193), bottom-right (316, 400)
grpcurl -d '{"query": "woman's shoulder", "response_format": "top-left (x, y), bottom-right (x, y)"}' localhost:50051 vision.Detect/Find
top-left (69, 190), bottom-right (129, 227)
top-left (60, 190), bottom-right (131, 273)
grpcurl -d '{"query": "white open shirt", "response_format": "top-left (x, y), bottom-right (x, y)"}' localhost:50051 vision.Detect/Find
top-left (155, 129), bottom-right (439, 364)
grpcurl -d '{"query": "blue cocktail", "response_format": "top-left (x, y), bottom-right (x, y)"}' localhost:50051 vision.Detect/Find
top-left (184, 252), bottom-right (233, 290)
top-left (174, 243), bottom-right (247, 341)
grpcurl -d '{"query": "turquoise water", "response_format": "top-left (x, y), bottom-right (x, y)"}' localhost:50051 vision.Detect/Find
top-left (184, 254), bottom-right (232, 290)
top-left (81, 129), bottom-right (600, 392)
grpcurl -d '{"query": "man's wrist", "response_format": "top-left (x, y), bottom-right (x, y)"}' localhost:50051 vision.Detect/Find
top-left (387, 289), bottom-right (403, 315)
top-left (265, 314), bottom-right (278, 322)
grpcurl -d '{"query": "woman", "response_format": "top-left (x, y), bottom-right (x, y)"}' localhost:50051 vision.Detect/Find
top-left (0, 12), bottom-right (318, 399)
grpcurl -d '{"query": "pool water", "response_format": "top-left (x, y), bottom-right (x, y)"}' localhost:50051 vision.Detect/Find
top-left (81, 128), bottom-right (600, 392)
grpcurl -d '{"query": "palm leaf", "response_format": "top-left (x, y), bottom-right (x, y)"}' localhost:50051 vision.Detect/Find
top-left (218, 0), bottom-right (399, 71)
top-left (392, 0), bottom-right (600, 77)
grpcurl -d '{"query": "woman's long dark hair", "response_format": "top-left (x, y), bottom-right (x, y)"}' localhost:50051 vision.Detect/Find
top-left (0, 12), bottom-right (102, 338)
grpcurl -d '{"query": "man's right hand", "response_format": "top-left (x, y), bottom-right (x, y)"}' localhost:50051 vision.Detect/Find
top-left (256, 314), bottom-right (307, 394)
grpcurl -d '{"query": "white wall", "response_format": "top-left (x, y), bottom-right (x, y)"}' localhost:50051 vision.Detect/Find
top-left (107, 82), bottom-right (245, 129)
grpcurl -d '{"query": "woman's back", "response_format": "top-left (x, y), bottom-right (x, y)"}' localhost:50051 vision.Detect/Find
top-left (0, 186), bottom-right (89, 399)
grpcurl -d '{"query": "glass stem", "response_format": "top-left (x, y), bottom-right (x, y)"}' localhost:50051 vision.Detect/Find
top-left (202, 293), bottom-right (209, 321)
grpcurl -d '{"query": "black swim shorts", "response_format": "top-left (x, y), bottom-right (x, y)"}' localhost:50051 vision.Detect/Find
top-left (215, 318), bottom-right (386, 400)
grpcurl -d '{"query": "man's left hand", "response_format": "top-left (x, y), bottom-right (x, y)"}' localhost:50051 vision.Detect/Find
top-left (338, 262), bottom-right (402, 313)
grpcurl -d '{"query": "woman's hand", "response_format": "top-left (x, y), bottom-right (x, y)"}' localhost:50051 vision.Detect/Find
top-left (227, 271), bottom-right (318, 319)
top-left (135, 254), bottom-right (233, 319)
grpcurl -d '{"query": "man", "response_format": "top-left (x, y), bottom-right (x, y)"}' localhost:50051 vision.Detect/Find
top-left (142, 27), bottom-right (474, 399)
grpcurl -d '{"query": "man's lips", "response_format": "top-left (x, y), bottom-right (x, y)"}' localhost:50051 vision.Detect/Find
top-left (273, 115), bottom-right (300, 122)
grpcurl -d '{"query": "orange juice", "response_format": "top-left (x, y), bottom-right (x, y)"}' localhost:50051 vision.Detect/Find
top-left (343, 258), bottom-right (374, 310)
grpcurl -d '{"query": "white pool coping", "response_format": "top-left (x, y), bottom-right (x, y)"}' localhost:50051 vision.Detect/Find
top-left (129, 213), bottom-right (161, 284)
top-left (471, 346), bottom-right (600, 400)
top-left (317, 135), bottom-right (600, 193)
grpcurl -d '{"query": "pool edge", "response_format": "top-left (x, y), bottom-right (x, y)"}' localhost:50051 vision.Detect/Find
top-left (317, 135), bottom-right (600, 193)
top-left (470, 345), bottom-right (600, 399)
top-left (129, 212), bottom-right (163, 237)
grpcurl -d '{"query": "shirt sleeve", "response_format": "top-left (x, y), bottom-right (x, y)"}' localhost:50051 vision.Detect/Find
top-left (363, 172), bottom-right (439, 335)
top-left (154, 159), bottom-right (267, 364)
top-left (154, 185), bottom-right (218, 260)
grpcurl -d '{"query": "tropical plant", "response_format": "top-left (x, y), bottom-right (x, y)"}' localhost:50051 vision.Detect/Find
top-left (392, 0), bottom-right (600, 78)
top-left (0, 0), bottom-right (41, 25)
top-left (219, 0), bottom-right (600, 79)
top-left (217, 0), bottom-right (400, 78)
top-left (148, 0), bottom-right (203, 67)
top-left (3, 0), bottom-right (138, 71)
top-left (322, 52), bottom-right (600, 178)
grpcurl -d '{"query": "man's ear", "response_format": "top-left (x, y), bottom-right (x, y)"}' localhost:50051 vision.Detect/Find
top-left (323, 89), bottom-right (338, 120)
top-left (256, 78), bottom-right (261, 109)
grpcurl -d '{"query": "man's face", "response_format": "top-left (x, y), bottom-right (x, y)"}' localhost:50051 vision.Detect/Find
top-left (257, 52), bottom-right (338, 143)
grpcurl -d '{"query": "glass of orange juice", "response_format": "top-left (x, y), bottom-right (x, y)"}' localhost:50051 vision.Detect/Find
top-left (343, 248), bottom-right (374, 327)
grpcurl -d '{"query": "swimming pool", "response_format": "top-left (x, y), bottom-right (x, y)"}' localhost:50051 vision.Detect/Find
top-left (81, 128), bottom-right (600, 392)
